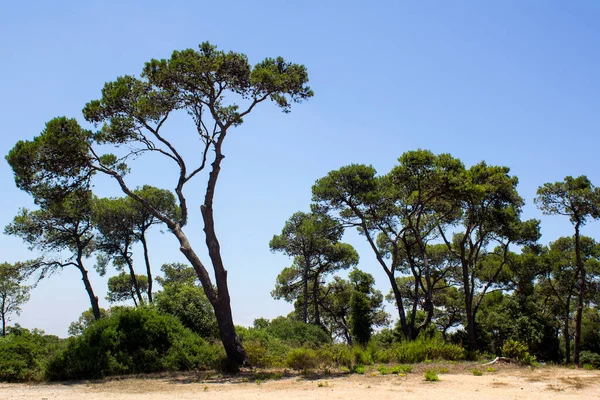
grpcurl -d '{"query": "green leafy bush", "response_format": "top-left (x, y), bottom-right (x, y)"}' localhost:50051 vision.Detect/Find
top-left (472, 368), bottom-right (483, 376)
top-left (579, 351), bottom-right (600, 368)
top-left (47, 307), bottom-right (224, 380)
top-left (0, 327), bottom-right (63, 382)
top-left (424, 369), bottom-right (439, 381)
top-left (583, 363), bottom-right (594, 371)
top-left (353, 345), bottom-right (373, 366)
top-left (154, 284), bottom-right (219, 339)
top-left (265, 317), bottom-right (330, 347)
top-left (502, 339), bottom-right (534, 365)
top-left (390, 364), bottom-right (413, 374)
top-left (286, 348), bottom-right (320, 370)
top-left (352, 365), bottom-right (366, 374)
top-left (394, 338), bottom-right (464, 363)
top-left (377, 365), bottom-right (390, 375)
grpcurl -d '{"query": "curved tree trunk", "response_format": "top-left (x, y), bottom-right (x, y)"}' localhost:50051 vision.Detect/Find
top-left (123, 254), bottom-right (144, 306)
top-left (77, 256), bottom-right (101, 321)
top-left (139, 234), bottom-right (153, 303)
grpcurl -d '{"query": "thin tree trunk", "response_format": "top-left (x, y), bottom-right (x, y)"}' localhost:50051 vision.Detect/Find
top-left (302, 265), bottom-right (309, 323)
top-left (574, 223), bottom-right (584, 365)
top-left (565, 304), bottom-right (571, 364)
top-left (124, 255), bottom-right (144, 306)
top-left (139, 234), bottom-right (153, 303)
top-left (313, 272), bottom-right (321, 326)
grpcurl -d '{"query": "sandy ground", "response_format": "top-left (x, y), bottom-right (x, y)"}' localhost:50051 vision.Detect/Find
top-left (1, 364), bottom-right (598, 400)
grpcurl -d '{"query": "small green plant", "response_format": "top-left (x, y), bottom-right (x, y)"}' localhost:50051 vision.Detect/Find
top-left (377, 365), bottom-right (390, 375)
top-left (486, 367), bottom-right (497, 373)
top-left (472, 368), bottom-right (483, 376)
top-left (501, 340), bottom-right (534, 365)
top-left (583, 364), bottom-right (594, 371)
top-left (424, 369), bottom-right (439, 382)
top-left (352, 365), bottom-right (366, 374)
top-left (317, 380), bottom-right (329, 388)
top-left (436, 367), bottom-right (449, 374)
top-left (390, 364), bottom-right (413, 374)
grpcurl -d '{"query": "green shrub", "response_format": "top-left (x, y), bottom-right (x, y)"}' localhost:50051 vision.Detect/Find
top-left (502, 340), bottom-right (534, 365)
top-left (579, 351), bottom-right (600, 368)
top-left (583, 363), bottom-right (594, 371)
top-left (472, 368), bottom-right (483, 376)
top-left (353, 345), bottom-right (373, 366)
top-left (265, 317), bottom-right (330, 347)
top-left (154, 284), bottom-right (219, 339)
top-left (47, 307), bottom-right (223, 380)
top-left (424, 369), bottom-right (439, 381)
top-left (330, 343), bottom-right (353, 368)
top-left (286, 348), bottom-right (320, 370)
top-left (0, 327), bottom-right (64, 382)
top-left (390, 364), bottom-right (413, 374)
top-left (352, 365), bottom-right (366, 374)
top-left (377, 365), bottom-right (390, 375)
top-left (395, 338), bottom-right (464, 363)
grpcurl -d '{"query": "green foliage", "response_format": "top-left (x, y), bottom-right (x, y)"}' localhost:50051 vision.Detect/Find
top-left (472, 368), bottom-right (483, 376)
top-left (286, 348), bottom-right (320, 370)
top-left (154, 282), bottom-right (218, 339)
top-left (0, 327), bottom-right (63, 382)
top-left (377, 365), bottom-right (390, 375)
top-left (352, 365), bottom-right (366, 374)
top-left (390, 364), bottom-right (413, 374)
top-left (106, 272), bottom-right (148, 304)
top-left (68, 308), bottom-right (110, 336)
top-left (502, 339), bottom-right (534, 365)
top-left (579, 351), bottom-right (600, 368)
top-left (583, 363), bottom-right (594, 370)
top-left (394, 338), bottom-right (465, 363)
top-left (424, 369), bottom-right (439, 381)
top-left (0, 262), bottom-right (31, 336)
top-left (352, 345), bottom-right (373, 366)
top-left (47, 307), bottom-right (224, 380)
top-left (263, 317), bottom-right (330, 347)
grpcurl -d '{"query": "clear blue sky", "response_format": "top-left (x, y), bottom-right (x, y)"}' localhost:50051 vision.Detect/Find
top-left (1, 1), bottom-right (600, 336)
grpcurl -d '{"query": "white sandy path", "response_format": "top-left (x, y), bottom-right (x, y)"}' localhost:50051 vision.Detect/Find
top-left (0, 366), bottom-right (598, 400)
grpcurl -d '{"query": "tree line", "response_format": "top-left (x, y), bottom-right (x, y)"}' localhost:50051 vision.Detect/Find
top-left (2, 42), bottom-right (599, 370)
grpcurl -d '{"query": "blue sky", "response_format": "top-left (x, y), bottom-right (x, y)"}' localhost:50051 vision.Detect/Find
top-left (1, 1), bottom-right (600, 336)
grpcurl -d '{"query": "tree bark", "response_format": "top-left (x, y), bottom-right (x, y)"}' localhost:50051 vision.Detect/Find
top-left (77, 258), bottom-right (101, 321)
top-left (124, 254), bottom-right (144, 306)
top-left (140, 234), bottom-right (153, 303)
top-left (312, 272), bottom-right (321, 326)
top-left (565, 298), bottom-right (571, 364)
top-left (573, 222), bottom-right (584, 365)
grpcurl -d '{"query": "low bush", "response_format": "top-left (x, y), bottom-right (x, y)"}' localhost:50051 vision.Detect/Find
top-left (390, 364), bottom-right (413, 374)
top-left (394, 338), bottom-right (465, 363)
top-left (286, 348), bottom-right (320, 370)
top-left (0, 327), bottom-right (64, 382)
top-left (579, 351), bottom-right (600, 369)
top-left (47, 307), bottom-right (224, 380)
top-left (424, 369), bottom-right (439, 381)
top-left (502, 339), bottom-right (534, 365)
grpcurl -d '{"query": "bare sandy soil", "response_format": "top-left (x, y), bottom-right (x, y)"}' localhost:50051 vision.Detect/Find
top-left (1, 364), bottom-right (598, 400)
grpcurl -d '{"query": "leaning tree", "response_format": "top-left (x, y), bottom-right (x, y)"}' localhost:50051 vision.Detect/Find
top-left (6, 42), bottom-right (313, 367)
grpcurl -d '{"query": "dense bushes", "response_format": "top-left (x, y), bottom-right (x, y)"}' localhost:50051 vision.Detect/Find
top-left (47, 307), bottom-right (224, 380)
top-left (236, 317), bottom-right (465, 369)
top-left (0, 326), bottom-right (63, 382)
top-left (579, 351), bottom-right (600, 369)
